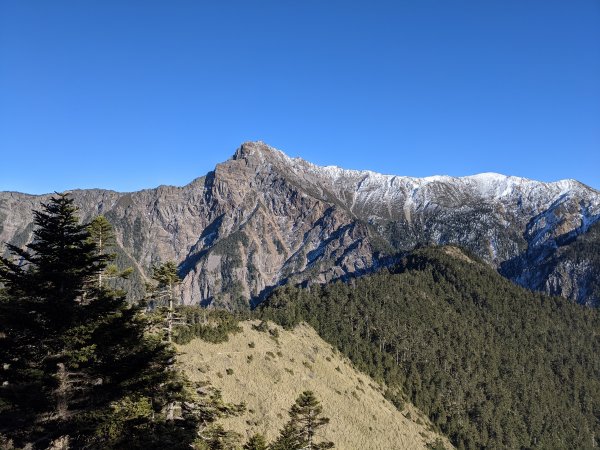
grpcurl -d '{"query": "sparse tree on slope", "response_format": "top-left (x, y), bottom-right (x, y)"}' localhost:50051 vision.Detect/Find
top-left (243, 433), bottom-right (268, 450)
top-left (271, 391), bottom-right (334, 450)
top-left (270, 422), bottom-right (302, 450)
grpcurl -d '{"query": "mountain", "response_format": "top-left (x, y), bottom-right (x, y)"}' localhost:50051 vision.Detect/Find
top-left (1, 141), bottom-right (599, 307)
top-left (177, 320), bottom-right (452, 449)
top-left (258, 246), bottom-right (600, 449)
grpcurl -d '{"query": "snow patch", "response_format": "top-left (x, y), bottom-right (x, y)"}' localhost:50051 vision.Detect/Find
top-left (236, 142), bottom-right (600, 221)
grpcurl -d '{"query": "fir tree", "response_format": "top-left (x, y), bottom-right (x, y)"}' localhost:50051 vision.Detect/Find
top-left (272, 391), bottom-right (334, 450)
top-left (0, 193), bottom-right (107, 446)
top-left (86, 215), bottom-right (132, 289)
top-left (146, 260), bottom-right (182, 342)
top-left (0, 193), bottom-right (198, 449)
top-left (151, 260), bottom-right (181, 288)
top-left (199, 424), bottom-right (241, 450)
top-left (270, 422), bottom-right (302, 450)
top-left (243, 433), bottom-right (268, 450)
top-left (188, 386), bottom-right (245, 449)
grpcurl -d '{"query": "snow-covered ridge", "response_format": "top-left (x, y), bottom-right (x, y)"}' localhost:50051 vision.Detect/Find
top-left (234, 141), bottom-right (600, 238)
top-left (238, 141), bottom-right (596, 205)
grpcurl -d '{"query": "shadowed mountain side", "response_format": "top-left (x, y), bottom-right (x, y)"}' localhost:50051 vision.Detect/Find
top-left (501, 220), bottom-right (600, 306)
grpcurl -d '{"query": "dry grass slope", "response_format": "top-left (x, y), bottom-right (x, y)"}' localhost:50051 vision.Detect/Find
top-left (178, 321), bottom-right (452, 450)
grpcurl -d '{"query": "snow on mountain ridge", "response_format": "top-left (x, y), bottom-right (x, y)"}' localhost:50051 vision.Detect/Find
top-left (237, 142), bottom-right (591, 202)
top-left (2, 141), bottom-right (599, 307)
top-left (231, 142), bottom-right (600, 236)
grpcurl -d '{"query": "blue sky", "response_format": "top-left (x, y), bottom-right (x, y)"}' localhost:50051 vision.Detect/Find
top-left (1, 1), bottom-right (599, 194)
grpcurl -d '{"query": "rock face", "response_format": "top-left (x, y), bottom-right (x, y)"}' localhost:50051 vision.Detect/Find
top-left (1, 141), bottom-right (599, 307)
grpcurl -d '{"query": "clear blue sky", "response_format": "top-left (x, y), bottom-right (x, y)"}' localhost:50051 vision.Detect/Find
top-left (1, 1), bottom-right (599, 194)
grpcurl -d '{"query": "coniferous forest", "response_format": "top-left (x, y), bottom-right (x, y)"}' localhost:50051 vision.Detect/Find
top-left (260, 248), bottom-right (600, 450)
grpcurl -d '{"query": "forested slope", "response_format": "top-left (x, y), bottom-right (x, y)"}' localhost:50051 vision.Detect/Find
top-left (260, 246), bottom-right (600, 449)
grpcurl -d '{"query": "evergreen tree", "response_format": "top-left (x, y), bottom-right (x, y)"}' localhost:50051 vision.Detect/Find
top-left (0, 193), bottom-right (108, 446)
top-left (198, 424), bottom-right (240, 450)
top-left (0, 194), bottom-right (198, 449)
top-left (151, 260), bottom-right (181, 291)
top-left (188, 386), bottom-right (245, 449)
top-left (86, 215), bottom-right (132, 288)
top-left (147, 260), bottom-right (182, 342)
top-left (271, 391), bottom-right (334, 450)
top-left (243, 433), bottom-right (268, 450)
top-left (270, 422), bottom-right (302, 450)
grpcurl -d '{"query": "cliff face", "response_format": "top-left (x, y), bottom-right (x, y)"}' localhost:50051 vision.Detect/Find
top-left (1, 141), bottom-right (599, 307)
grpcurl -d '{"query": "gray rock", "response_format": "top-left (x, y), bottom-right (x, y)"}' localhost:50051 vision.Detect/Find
top-left (2, 141), bottom-right (599, 308)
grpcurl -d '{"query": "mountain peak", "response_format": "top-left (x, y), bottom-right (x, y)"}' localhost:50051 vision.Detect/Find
top-left (226, 142), bottom-right (594, 205)
top-left (232, 141), bottom-right (287, 161)
top-left (1, 141), bottom-right (599, 308)
top-left (466, 172), bottom-right (511, 182)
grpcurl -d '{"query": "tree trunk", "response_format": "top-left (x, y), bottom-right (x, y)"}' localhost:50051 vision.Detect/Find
top-left (55, 363), bottom-right (69, 420)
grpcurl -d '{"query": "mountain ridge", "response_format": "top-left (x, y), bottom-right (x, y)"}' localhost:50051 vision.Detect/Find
top-left (7, 141), bottom-right (596, 197)
top-left (1, 141), bottom-right (599, 306)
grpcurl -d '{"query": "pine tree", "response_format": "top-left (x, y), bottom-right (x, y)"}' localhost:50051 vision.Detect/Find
top-left (243, 433), bottom-right (268, 450)
top-left (199, 424), bottom-right (241, 450)
top-left (0, 193), bottom-right (107, 446)
top-left (189, 386), bottom-right (245, 449)
top-left (270, 422), bottom-right (302, 450)
top-left (271, 391), bottom-right (334, 450)
top-left (86, 215), bottom-right (132, 288)
top-left (147, 260), bottom-right (182, 342)
top-left (0, 193), bottom-right (199, 449)
top-left (151, 260), bottom-right (180, 288)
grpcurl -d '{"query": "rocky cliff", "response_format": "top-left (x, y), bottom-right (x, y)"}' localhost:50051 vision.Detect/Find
top-left (1, 141), bottom-right (599, 307)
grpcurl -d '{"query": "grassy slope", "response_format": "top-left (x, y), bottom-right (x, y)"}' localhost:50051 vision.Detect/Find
top-left (177, 321), bottom-right (451, 450)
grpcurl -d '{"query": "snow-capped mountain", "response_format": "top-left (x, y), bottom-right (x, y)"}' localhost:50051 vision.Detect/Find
top-left (1, 141), bottom-right (599, 307)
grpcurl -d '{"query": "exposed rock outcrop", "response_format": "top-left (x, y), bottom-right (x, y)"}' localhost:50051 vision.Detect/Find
top-left (1, 141), bottom-right (599, 307)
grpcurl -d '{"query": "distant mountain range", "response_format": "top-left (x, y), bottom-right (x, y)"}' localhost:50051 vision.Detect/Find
top-left (1, 141), bottom-right (599, 307)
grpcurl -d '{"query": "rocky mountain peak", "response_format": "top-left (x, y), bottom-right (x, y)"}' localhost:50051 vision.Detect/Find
top-left (232, 141), bottom-right (291, 165)
top-left (225, 141), bottom-right (304, 182)
top-left (1, 142), bottom-right (599, 308)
